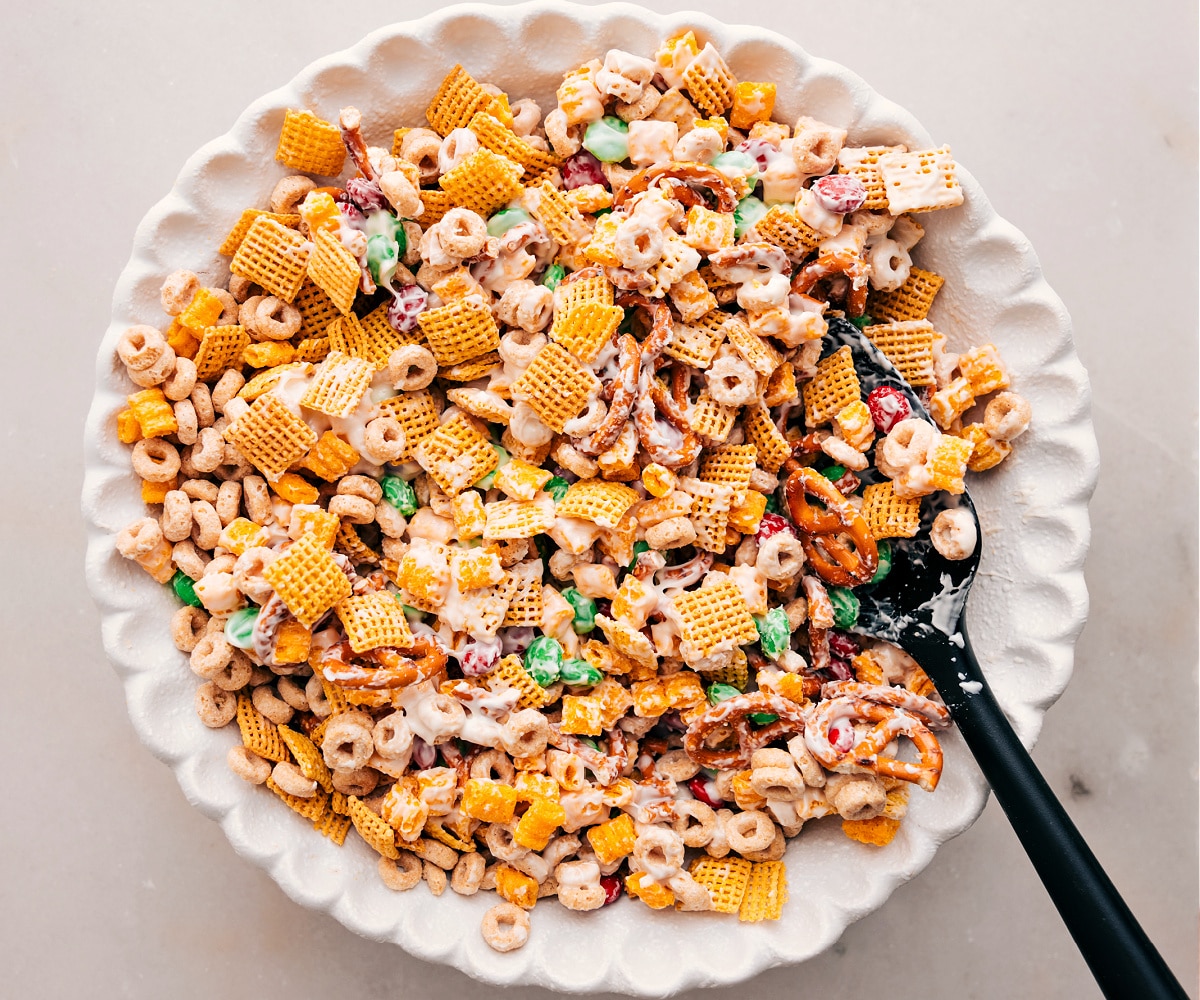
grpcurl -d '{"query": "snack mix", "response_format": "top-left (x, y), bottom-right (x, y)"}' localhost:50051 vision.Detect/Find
top-left (112, 31), bottom-right (1032, 951)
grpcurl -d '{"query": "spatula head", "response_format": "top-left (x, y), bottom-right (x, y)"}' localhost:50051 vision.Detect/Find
top-left (819, 317), bottom-right (981, 648)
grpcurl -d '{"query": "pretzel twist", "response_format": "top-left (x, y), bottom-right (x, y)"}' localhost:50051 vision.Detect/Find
top-left (318, 635), bottom-right (448, 690)
top-left (683, 692), bottom-right (808, 770)
top-left (614, 161), bottom-right (738, 212)
top-left (784, 466), bottom-right (878, 586)
top-left (790, 251), bottom-right (868, 317)
top-left (805, 695), bottom-right (944, 791)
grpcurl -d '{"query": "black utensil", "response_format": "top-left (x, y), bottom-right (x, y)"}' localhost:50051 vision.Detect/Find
top-left (817, 318), bottom-right (1187, 1000)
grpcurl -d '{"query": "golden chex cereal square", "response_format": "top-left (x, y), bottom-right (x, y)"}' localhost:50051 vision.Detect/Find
top-left (223, 393), bottom-right (318, 482)
top-left (306, 229), bottom-right (361, 315)
top-left (412, 412), bottom-right (499, 497)
top-left (468, 111), bottom-right (562, 183)
top-left (218, 209), bottom-right (301, 257)
top-left (275, 109), bottom-right (347, 176)
top-left (670, 577), bottom-right (758, 658)
top-left (277, 726), bottom-right (333, 793)
top-left (664, 310), bottom-right (728, 369)
top-left (375, 389), bottom-right (440, 459)
top-left (293, 337), bottom-right (331, 363)
top-left (426, 64), bottom-right (496, 136)
top-left (235, 692), bottom-right (290, 762)
top-left (836, 145), bottom-right (906, 212)
top-left (262, 531), bottom-right (353, 627)
top-left (525, 179), bottom-right (590, 245)
top-left (647, 234), bottom-right (701, 297)
top-left (487, 653), bottom-right (555, 709)
top-left (192, 325), bottom-right (250, 381)
top-left (549, 302), bottom-right (624, 364)
top-left (439, 352), bottom-right (502, 382)
top-left (861, 481), bottom-right (922, 539)
top-left (510, 343), bottom-right (600, 433)
top-left (593, 615), bottom-right (657, 671)
top-left (294, 280), bottom-right (342, 339)
top-left (439, 147), bottom-right (525, 217)
top-left (742, 402), bottom-right (791, 473)
top-left (957, 343), bottom-right (1011, 396)
top-left (681, 42), bottom-right (737, 116)
top-left (484, 497), bottom-right (557, 539)
top-left (681, 477), bottom-right (736, 553)
top-left (502, 560), bottom-right (545, 627)
top-left (690, 856), bottom-right (752, 914)
top-left (417, 297), bottom-right (500, 367)
top-left (554, 271), bottom-right (614, 313)
top-left (335, 522), bottom-right (380, 566)
top-left (299, 351), bottom-right (373, 418)
top-left (556, 479), bottom-right (640, 530)
top-left (698, 443), bottom-right (757, 490)
top-left (877, 145), bottom-right (964, 215)
top-left (230, 216), bottom-right (311, 302)
top-left (265, 775), bottom-right (331, 822)
top-left (869, 267), bottom-right (944, 323)
top-left (803, 346), bottom-right (862, 426)
top-left (347, 795), bottom-right (400, 859)
top-left (864, 321), bottom-right (936, 387)
top-left (689, 390), bottom-right (738, 442)
top-left (755, 205), bottom-right (823, 260)
top-left (724, 315), bottom-right (782, 375)
top-left (336, 592), bottom-right (415, 653)
top-left (738, 861), bottom-right (787, 922)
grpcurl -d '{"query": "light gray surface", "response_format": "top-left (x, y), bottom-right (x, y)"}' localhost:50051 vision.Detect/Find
top-left (1, 0), bottom-right (1196, 997)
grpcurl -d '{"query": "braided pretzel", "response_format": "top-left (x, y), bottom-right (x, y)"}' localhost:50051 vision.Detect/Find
top-left (805, 695), bottom-right (944, 791)
top-left (614, 161), bottom-right (738, 212)
top-left (549, 725), bottom-right (630, 786)
top-left (821, 680), bottom-right (951, 728)
top-left (683, 692), bottom-right (808, 770)
top-left (802, 574), bottom-right (833, 672)
top-left (575, 333), bottom-right (640, 456)
top-left (784, 466), bottom-right (878, 586)
top-left (790, 251), bottom-right (868, 317)
top-left (338, 106), bottom-right (376, 181)
top-left (636, 374), bottom-right (702, 468)
top-left (318, 635), bottom-right (448, 690)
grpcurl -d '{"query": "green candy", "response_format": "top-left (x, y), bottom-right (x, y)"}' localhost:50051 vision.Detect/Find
top-left (541, 263), bottom-right (567, 291)
top-left (764, 493), bottom-right (780, 513)
top-left (545, 476), bottom-right (571, 503)
top-left (381, 475), bottom-right (418, 516)
top-left (170, 571), bottom-right (202, 608)
top-left (560, 657), bottom-right (603, 687)
top-left (626, 540), bottom-right (650, 571)
top-left (366, 233), bottom-right (399, 286)
top-left (828, 586), bottom-right (861, 629)
top-left (582, 116), bottom-right (629, 163)
top-left (577, 736), bottom-right (600, 751)
top-left (870, 539), bottom-right (893, 585)
top-left (733, 195), bottom-right (768, 238)
top-left (401, 604), bottom-right (426, 621)
top-left (749, 712), bottom-right (779, 725)
top-left (849, 314), bottom-right (874, 330)
top-left (707, 683), bottom-right (741, 705)
top-left (487, 207), bottom-right (530, 236)
top-left (474, 445), bottom-right (510, 489)
top-left (524, 635), bottom-right (564, 687)
top-left (755, 606), bottom-right (792, 659)
top-left (712, 150), bottom-right (758, 179)
top-left (820, 465), bottom-right (846, 482)
top-left (561, 588), bottom-right (598, 634)
top-left (224, 606), bottom-right (260, 650)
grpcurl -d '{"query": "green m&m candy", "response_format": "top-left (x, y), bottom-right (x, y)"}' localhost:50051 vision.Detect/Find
top-left (732, 195), bottom-right (768, 238)
top-left (544, 476), bottom-right (571, 503)
top-left (754, 606), bottom-right (792, 659)
top-left (560, 657), bottom-right (603, 687)
top-left (707, 683), bottom-right (741, 705)
top-left (224, 606), bottom-right (260, 650)
top-left (524, 635), bottom-right (564, 687)
top-left (541, 263), bottom-right (567, 291)
top-left (626, 540), bottom-right (650, 571)
top-left (561, 588), bottom-right (598, 634)
top-left (582, 116), bottom-right (629, 163)
top-left (870, 539), bottom-right (893, 585)
top-left (764, 492), bottom-right (780, 513)
top-left (828, 586), bottom-right (860, 629)
top-left (749, 711), bottom-right (779, 725)
top-left (366, 233), bottom-right (399, 286)
top-left (819, 465), bottom-right (846, 482)
top-left (849, 314), bottom-right (874, 329)
top-left (487, 207), bottom-right (530, 236)
top-left (171, 571), bottom-right (202, 608)
top-left (381, 475), bottom-right (418, 516)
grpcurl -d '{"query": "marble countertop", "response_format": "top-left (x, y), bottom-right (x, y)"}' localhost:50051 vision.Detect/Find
top-left (2, 1), bottom-right (1195, 996)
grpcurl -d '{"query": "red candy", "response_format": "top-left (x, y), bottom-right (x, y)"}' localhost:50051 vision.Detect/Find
top-left (344, 177), bottom-right (387, 213)
top-left (829, 722), bottom-right (854, 753)
top-left (561, 150), bottom-right (608, 190)
top-left (461, 639), bottom-right (501, 677)
top-left (828, 631), bottom-right (860, 659)
top-left (600, 874), bottom-right (623, 905)
top-left (866, 385), bottom-right (912, 434)
top-left (811, 174), bottom-right (867, 214)
top-left (387, 282), bottom-right (428, 334)
top-left (827, 657), bottom-right (853, 682)
top-left (734, 138), bottom-right (775, 174)
top-left (687, 775), bottom-right (725, 808)
top-left (755, 512), bottom-right (795, 543)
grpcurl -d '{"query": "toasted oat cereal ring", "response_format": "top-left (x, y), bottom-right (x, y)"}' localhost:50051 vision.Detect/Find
top-left (189, 632), bottom-right (234, 680)
top-left (270, 175), bottom-right (316, 215)
top-left (117, 325), bottom-right (171, 372)
top-left (480, 902), bottom-right (531, 953)
top-left (160, 270), bottom-right (201, 316)
top-left (161, 490), bottom-right (193, 542)
top-left (171, 605), bottom-right (208, 652)
top-left (386, 345), bottom-right (439, 392)
top-left (190, 500), bottom-right (223, 550)
top-left (320, 711), bottom-right (376, 771)
top-left (250, 297), bottom-right (302, 341)
top-left (227, 745), bottom-right (272, 784)
top-left (725, 809), bottom-right (776, 854)
top-left (672, 798), bottom-right (718, 847)
top-left (271, 761), bottom-right (317, 798)
top-left (361, 417), bottom-right (407, 466)
top-left (116, 516), bottom-right (163, 559)
top-left (379, 852), bottom-right (423, 891)
top-left (130, 438), bottom-right (181, 483)
top-left (163, 357), bottom-right (198, 403)
top-left (984, 391), bottom-right (1032, 442)
top-left (195, 681), bottom-right (237, 728)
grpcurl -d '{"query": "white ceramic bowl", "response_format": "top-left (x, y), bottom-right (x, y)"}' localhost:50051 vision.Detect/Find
top-left (82, 2), bottom-right (1098, 993)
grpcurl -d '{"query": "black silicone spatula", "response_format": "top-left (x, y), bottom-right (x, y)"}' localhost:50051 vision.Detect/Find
top-left (816, 318), bottom-right (1187, 1000)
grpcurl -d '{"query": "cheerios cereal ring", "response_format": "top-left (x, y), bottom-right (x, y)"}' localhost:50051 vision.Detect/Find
top-left (194, 681), bottom-right (237, 728)
top-left (272, 761), bottom-right (317, 797)
top-left (190, 500), bottom-right (222, 550)
top-left (379, 852), bottom-right (423, 892)
top-left (171, 605), bottom-right (209, 652)
top-left (480, 902), bottom-right (531, 953)
top-left (252, 296), bottom-right (302, 341)
top-left (161, 490), bottom-right (194, 542)
top-left (724, 809), bottom-right (776, 854)
top-left (252, 684), bottom-right (294, 724)
top-left (984, 391), bottom-right (1032, 441)
top-left (361, 417), bottom-right (406, 465)
top-left (189, 427), bottom-right (224, 474)
top-left (672, 798), bottom-right (718, 847)
top-left (160, 269), bottom-right (200, 316)
top-left (115, 517), bottom-right (164, 558)
top-left (227, 745), bottom-right (271, 784)
top-left (131, 438), bottom-right (181, 483)
top-left (207, 287), bottom-right (239, 326)
top-left (270, 175), bottom-right (315, 214)
top-left (386, 345), bottom-right (438, 391)
top-left (117, 325), bottom-right (170, 371)
top-left (451, 851), bottom-right (486, 895)
top-left (189, 632), bottom-right (234, 680)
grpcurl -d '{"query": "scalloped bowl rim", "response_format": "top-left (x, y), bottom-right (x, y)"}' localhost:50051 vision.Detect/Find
top-left (82, 3), bottom-right (1098, 994)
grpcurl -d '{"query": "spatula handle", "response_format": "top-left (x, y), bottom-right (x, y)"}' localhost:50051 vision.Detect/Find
top-left (903, 629), bottom-right (1188, 999)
